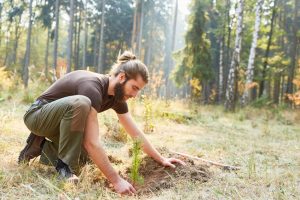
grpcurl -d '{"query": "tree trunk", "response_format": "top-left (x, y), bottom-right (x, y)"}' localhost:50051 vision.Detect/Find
top-left (53, 0), bottom-right (60, 80)
top-left (45, 28), bottom-right (50, 79)
top-left (273, 73), bottom-right (281, 104)
top-left (225, 0), bottom-right (244, 111)
top-left (73, 1), bottom-right (78, 70)
top-left (0, 3), bottom-right (2, 47)
top-left (242, 0), bottom-right (263, 105)
top-left (224, 0), bottom-right (232, 92)
top-left (3, 22), bottom-right (11, 67)
top-left (131, 0), bottom-right (138, 54)
top-left (75, 9), bottom-right (82, 70)
top-left (218, 38), bottom-right (224, 103)
top-left (13, 16), bottom-right (22, 65)
top-left (93, 25), bottom-right (99, 68)
top-left (259, 0), bottom-right (277, 97)
top-left (137, 0), bottom-right (144, 58)
top-left (67, 0), bottom-right (74, 73)
top-left (131, 0), bottom-right (143, 57)
top-left (97, 0), bottom-right (105, 73)
top-left (82, 0), bottom-right (88, 69)
top-left (23, 0), bottom-right (33, 88)
top-left (285, 0), bottom-right (299, 98)
top-left (171, 0), bottom-right (178, 52)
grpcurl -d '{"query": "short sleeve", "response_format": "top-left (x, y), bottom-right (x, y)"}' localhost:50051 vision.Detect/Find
top-left (77, 83), bottom-right (102, 112)
top-left (112, 102), bottom-right (128, 114)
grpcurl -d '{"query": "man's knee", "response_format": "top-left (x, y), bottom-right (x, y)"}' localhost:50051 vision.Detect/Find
top-left (72, 95), bottom-right (91, 114)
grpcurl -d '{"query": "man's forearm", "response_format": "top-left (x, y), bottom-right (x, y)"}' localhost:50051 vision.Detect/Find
top-left (84, 108), bottom-right (120, 184)
top-left (138, 133), bottom-right (164, 164)
top-left (84, 142), bottom-right (120, 184)
top-left (118, 113), bottom-right (164, 164)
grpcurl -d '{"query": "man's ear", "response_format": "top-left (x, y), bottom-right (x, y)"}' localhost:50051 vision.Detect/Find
top-left (118, 72), bottom-right (126, 83)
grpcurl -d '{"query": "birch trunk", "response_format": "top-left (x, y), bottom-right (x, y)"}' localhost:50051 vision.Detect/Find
top-left (242, 0), bottom-right (263, 105)
top-left (218, 39), bottom-right (224, 103)
top-left (225, 0), bottom-right (244, 111)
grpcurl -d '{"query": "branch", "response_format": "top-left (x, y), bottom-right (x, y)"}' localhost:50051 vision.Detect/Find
top-left (170, 150), bottom-right (240, 171)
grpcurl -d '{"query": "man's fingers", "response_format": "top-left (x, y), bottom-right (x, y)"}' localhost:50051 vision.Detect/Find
top-left (121, 189), bottom-right (134, 196)
top-left (166, 162), bottom-right (176, 168)
top-left (130, 185), bottom-right (137, 194)
top-left (174, 158), bottom-right (186, 166)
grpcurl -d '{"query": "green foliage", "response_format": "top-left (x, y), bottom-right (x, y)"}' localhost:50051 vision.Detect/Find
top-left (250, 96), bottom-right (273, 108)
top-left (172, 0), bottom-right (213, 94)
top-left (158, 111), bottom-right (193, 124)
top-left (142, 95), bottom-right (155, 133)
top-left (130, 139), bottom-right (144, 185)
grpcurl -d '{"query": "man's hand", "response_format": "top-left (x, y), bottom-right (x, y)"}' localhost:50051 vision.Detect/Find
top-left (112, 177), bottom-right (137, 195)
top-left (161, 157), bottom-right (186, 168)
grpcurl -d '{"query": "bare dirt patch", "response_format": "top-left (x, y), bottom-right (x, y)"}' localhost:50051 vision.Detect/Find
top-left (124, 148), bottom-right (211, 195)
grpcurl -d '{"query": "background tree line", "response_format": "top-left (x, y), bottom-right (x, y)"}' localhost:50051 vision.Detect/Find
top-left (0, 0), bottom-right (299, 110)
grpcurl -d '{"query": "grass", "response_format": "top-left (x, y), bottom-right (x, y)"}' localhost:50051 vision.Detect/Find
top-left (0, 96), bottom-right (299, 199)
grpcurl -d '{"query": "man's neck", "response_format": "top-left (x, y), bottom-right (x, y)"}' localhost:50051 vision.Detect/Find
top-left (108, 76), bottom-right (115, 96)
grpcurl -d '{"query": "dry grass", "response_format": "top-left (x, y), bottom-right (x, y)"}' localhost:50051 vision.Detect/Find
top-left (0, 98), bottom-right (299, 199)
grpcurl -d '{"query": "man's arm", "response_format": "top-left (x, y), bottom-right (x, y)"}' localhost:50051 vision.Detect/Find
top-left (117, 112), bottom-right (185, 168)
top-left (83, 107), bottom-right (136, 195)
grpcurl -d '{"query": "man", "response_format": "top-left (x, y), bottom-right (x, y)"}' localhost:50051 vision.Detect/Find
top-left (19, 51), bottom-right (185, 195)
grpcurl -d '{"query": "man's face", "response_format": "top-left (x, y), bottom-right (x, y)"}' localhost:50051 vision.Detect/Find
top-left (114, 74), bottom-right (146, 102)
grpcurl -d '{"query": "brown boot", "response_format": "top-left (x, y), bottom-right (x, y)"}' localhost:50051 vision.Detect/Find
top-left (18, 132), bottom-right (45, 164)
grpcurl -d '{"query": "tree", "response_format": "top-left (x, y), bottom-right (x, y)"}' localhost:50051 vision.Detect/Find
top-left (67, 0), bottom-right (75, 73)
top-left (37, 0), bottom-right (55, 79)
top-left (173, 0), bottom-right (213, 102)
top-left (285, 0), bottom-right (299, 98)
top-left (242, 0), bottom-right (264, 105)
top-left (82, 0), bottom-right (89, 69)
top-left (259, 0), bottom-right (277, 98)
top-left (53, 0), bottom-right (60, 79)
top-left (97, 0), bottom-right (105, 73)
top-left (8, 3), bottom-right (25, 66)
top-left (225, 0), bottom-right (244, 111)
top-left (23, 0), bottom-right (34, 88)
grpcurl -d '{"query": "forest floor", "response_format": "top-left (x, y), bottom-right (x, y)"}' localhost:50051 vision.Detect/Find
top-left (0, 98), bottom-right (299, 199)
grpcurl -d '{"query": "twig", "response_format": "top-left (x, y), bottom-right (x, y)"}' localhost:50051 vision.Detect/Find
top-left (170, 150), bottom-right (240, 171)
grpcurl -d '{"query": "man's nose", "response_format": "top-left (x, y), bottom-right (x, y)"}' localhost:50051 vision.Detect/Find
top-left (131, 91), bottom-right (139, 98)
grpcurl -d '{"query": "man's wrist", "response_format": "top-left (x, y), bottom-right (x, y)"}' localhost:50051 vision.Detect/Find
top-left (107, 171), bottom-right (121, 184)
top-left (156, 156), bottom-right (165, 165)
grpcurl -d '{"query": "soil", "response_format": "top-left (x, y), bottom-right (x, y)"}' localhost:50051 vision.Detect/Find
top-left (124, 148), bottom-right (211, 195)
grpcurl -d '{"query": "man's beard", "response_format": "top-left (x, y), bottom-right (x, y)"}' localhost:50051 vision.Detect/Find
top-left (114, 82), bottom-right (126, 103)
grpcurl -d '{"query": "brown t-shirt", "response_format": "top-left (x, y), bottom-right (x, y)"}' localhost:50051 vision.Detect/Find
top-left (38, 70), bottom-right (128, 114)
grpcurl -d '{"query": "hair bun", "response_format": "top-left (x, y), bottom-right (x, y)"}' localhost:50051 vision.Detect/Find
top-left (117, 51), bottom-right (136, 64)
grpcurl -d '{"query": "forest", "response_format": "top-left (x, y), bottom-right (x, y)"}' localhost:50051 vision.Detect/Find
top-left (0, 0), bottom-right (299, 199)
top-left (0, 0), bottom-right (299, 109)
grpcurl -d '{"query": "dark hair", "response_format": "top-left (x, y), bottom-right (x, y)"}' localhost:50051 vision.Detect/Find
top-left (110, 51), bottom-right (149, 83)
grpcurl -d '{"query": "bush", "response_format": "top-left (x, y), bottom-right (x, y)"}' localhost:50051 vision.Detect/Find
top-left (250, 96), bottom-right (272, 108)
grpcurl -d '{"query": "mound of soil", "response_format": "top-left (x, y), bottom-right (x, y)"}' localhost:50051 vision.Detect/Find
top-left (125, 148), bottom-right (211, 194)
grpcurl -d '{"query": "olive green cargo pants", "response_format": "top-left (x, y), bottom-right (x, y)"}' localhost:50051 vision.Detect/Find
top-left (23, 95), bottom-right (91, 173)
